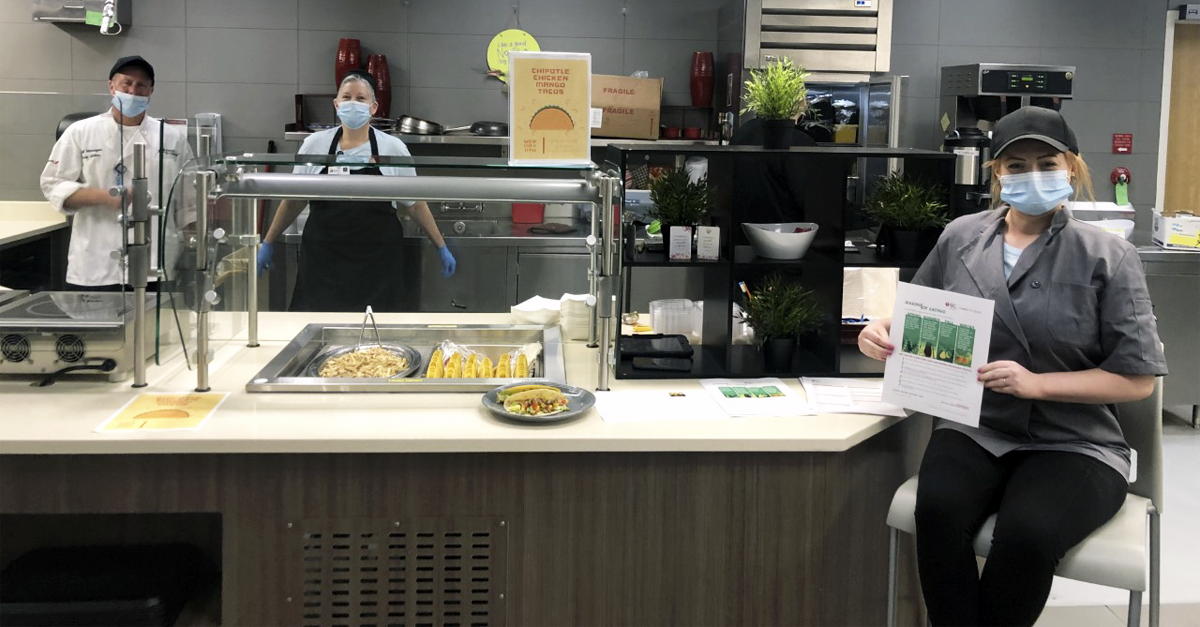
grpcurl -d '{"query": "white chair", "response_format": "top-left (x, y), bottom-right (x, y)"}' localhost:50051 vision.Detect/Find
top-left (886, 378), bottom-right (1163, 627)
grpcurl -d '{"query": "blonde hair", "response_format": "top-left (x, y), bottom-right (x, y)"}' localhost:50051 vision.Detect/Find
top-left (987, 150), bottom-right (1095, 210)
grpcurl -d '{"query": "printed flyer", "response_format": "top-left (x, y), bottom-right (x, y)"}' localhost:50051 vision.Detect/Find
top-left (882, 282), bottom-right (994, 426)
top-left (508, 51), bottom-right (592, 165)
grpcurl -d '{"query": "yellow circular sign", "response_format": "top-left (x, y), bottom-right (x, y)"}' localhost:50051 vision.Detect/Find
top-left (487, 29), bottom-right (540, 83)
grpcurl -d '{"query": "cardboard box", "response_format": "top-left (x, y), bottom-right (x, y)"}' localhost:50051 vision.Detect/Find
top-left (592, 74), bottom-right (663, 140)
top-left (1151, 210), bottom-right (1200, 250)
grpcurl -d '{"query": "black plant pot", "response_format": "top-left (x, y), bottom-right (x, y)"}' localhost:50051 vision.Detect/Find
top-left (883, 228), bottom-right (940, 262)
top-left (761, 337), bottom-right (796, 372)
top-left (760, 119), bottom-right (795, 149)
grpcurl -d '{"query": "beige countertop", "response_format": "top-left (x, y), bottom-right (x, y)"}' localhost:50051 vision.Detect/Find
top-left (0, 201), bottom-right (67, 247)
top-left (0, 312), bottom-right (902, 456)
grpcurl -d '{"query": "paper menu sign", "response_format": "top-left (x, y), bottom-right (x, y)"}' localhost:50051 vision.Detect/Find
top-left (96, 392), bottom-right (229, 432)
top-left (508, 51), bottom-right (592, 165)
top-left (882, 283), bottom-right (993, 427)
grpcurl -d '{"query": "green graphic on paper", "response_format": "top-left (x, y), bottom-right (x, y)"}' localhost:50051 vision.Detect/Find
top-left (901, 314), bottom-right (922, 355)
top-left (953, 324), bottom-right (976, 367)
top-left (935, 320), bottom-right (958, 363)
top-left (758, 386), bottom-right (784, 397)
top-left (918, 316), bottom-right (940, 359)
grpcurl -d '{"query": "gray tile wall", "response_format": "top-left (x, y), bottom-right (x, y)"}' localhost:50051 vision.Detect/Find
top-left (0, 0), bottom-right (717, 200)
top-left (889, 0), bottom-right (1178, 231)
top-left (0, 0), bottom-right (1176, 226)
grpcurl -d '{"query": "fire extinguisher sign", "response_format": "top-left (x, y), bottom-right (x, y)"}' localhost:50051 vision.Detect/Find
top-left (1112, 133), bottom-right (1133, 154)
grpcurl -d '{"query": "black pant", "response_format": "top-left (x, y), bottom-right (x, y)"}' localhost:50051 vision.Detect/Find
top-left (915, 428), bottom-right (1127, 627)
top-left (65, 283), bottom-right (129, 291)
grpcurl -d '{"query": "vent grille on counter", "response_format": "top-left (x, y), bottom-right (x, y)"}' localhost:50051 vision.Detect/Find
top-left (54, 334), bottom-right (85, 363)
top-left (291, 517), bottom-right (507, 627)
top-left (1, 334), bottom-right (30, 362)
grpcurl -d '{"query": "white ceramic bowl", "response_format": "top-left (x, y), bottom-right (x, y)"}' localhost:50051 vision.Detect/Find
top-left (742, 222), bottom-right (819, 260)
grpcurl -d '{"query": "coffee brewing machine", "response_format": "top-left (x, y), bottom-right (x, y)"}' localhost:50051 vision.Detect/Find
top-left (939, 63), bottom-right (1075, 216)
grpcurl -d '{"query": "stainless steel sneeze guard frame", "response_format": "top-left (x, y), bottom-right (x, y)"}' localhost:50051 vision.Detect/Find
top-left (246, 323), bottom-right (564, 392)
top-left (221, 172), bottom-right (600, 204)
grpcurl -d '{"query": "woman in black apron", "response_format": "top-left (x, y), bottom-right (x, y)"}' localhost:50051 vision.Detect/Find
top-left (258, 70), bottom-right (454, 312)
top-left (289, 126), bottom-right (405, 312)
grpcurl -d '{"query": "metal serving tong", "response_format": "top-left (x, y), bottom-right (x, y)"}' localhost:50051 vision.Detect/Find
top-left (356, 305), bottom-right (382, 349)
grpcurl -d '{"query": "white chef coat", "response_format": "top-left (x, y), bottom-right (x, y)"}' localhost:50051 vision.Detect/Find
top-left (40, 111), bottom-right (194, 286)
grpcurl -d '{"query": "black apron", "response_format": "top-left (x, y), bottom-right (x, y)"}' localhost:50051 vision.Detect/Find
top-left (290, 127), bottom-right (406, 312)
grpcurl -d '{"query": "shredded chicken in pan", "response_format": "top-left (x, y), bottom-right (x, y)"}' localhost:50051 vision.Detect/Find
top-left (319, 346), bottom-right (409, 378)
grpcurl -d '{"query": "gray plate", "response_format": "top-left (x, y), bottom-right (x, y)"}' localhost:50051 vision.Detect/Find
top-left (482, 381), bottom-right (596, 424)
top-left (305, 343), bottom-right (422, 379)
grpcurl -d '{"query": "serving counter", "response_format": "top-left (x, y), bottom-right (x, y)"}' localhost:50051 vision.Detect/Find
top-left (0, 312), bottom-right (927, 626)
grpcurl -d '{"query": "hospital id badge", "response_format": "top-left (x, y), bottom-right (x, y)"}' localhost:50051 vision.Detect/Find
top-left (327, 166), bottom-right (351, 176)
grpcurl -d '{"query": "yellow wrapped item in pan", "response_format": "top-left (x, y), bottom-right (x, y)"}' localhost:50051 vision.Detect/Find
top-left (495, 354), bottom-right (511, 378)
top-left (480, 356), bottom-right (493, 378)
top-left (464, 353), bottom-right (478, 378)
top-left (425, 348), bottom-right (444, 378)
top-left (515, 354), bottom-right (529, 378)
top-left (445, 353), bottom-right (462, 379)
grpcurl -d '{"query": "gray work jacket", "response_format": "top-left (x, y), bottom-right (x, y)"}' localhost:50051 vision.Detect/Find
top-left (911, 207), bottom-right (1168, 480)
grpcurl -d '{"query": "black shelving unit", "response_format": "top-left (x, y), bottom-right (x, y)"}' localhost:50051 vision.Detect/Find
top-left (604, 143), bottom-right (955, 380)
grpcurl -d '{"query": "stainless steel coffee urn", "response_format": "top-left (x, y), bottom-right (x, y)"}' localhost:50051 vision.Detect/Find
top-left (939, 63), bottom-right (1075, 216)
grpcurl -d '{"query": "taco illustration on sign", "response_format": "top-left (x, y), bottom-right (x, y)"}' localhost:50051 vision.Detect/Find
top-left (529, 105), bottom-right (574, 131)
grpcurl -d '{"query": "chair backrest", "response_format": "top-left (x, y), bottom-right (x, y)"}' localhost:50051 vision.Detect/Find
top-left (1114, 377), bottom-right (1164, 511)
top-left (56, 111), bottom-right (97, 140)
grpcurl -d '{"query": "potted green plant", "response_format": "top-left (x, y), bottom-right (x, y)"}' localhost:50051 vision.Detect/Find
top-left (741, 57), bottom-right (810, 149)
top-left (738, 273), bottom-right (823, 371)
top-left (649, 168), bottom-right (715, 260)
top-left (861, 173), bottom-right (950, 262)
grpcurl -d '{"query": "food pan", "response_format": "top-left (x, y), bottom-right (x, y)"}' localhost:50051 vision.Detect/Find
top-left (303, 343), bottom-right (422, 379)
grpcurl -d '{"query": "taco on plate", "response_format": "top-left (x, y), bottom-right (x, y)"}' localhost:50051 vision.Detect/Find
top-left (503, 388), bottom-right (569, 416)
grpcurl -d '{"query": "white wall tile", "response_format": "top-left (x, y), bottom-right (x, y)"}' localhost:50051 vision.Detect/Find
top-left (520, 0), bottom-right (623, 39)
top-left (298, 0), bottom-right (406, 32)
top-left (186, 82), bottom-right (297, 138)
top-left (137, 0), bottom-right (187, 28)
top-left (185, 0), bottom-right (298, 30)
top-left (70, 27), bottom-right (186, 84)
top-left (408, 0), bottom-right (513, 35)
top-left (186, 28), bottom-right (297, 84)
top-left (0, 24), bottom-right (74, 80)
top-left (407, 34), bottom-right (493, 89)
top-left (0, 133), bottom-right (56, 196)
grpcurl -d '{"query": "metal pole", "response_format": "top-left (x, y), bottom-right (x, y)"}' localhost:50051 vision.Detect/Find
top-left (596, 174), bottom-right (617, 392)
top-left (221, 172), bottom-right (598, 204)
top-left (195, 166), bottom-right (212, 392)
top-left (232, 191), bottom-right (260, 347)
top-left (129, 143), bottom-right (150, 388)
top-left (586, 173), bottom-right (601, 348)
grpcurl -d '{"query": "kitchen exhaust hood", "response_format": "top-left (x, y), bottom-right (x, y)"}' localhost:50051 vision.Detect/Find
top-left (740, 0), bottom-right (892, 79)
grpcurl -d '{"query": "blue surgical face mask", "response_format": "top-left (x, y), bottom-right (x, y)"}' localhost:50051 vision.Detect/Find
top-left (337, 101), bottom-right (372, 130)
top-left (999, 170), bottom-right (1074, 216)
top-left (111, 91), bottom-right (150, 118)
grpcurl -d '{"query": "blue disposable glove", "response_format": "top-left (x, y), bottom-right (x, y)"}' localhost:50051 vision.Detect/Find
top-left (438, 245), bottom-right (456, 277)
top-left (256, 241), bottom-right (274, 277)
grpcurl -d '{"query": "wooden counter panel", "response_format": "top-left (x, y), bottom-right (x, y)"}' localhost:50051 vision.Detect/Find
top-left (0, 420), bottom-right (925, 626)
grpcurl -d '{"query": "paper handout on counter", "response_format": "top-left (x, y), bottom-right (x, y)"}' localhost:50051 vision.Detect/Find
top-left (799, 377), bottom-right (906, 417)
top-left (595, 390), bottom-right (727, 424)
top-left (699, 378), bottom-right (811, 417)
top-left (96, 392), bottom-right (229, 432)
top-left (882, 283), bottom-right (993, 427)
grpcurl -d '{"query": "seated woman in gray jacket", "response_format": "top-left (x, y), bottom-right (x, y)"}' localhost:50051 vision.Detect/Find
top-left (857, 106), bottom-right (1167, 627)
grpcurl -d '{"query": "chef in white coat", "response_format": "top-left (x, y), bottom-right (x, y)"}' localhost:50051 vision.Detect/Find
top-left (40, 55), bottom-right (194, 290)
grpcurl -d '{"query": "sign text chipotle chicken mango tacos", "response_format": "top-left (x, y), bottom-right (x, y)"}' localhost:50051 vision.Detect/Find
top-left (508, 51), bottom-right (591, 165)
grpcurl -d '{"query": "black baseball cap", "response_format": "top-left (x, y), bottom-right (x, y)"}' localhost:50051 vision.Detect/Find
top-left (341, 69), bottom-right (377, 95)
top-left (109, 55), bottom-right (155, 85)
top-left (990, 106), bottom-right (1079, 156)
